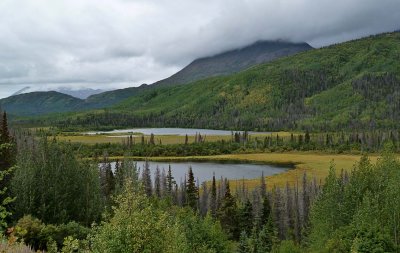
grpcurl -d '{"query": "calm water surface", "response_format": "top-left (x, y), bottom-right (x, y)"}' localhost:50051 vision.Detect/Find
top-left (89, 127), bottom-right (269, 136)
top-left (110, 160), bottom-right (288, 184)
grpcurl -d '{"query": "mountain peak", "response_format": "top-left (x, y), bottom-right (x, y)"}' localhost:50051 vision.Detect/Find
top-left (153, 40), bottom-right (312, 87)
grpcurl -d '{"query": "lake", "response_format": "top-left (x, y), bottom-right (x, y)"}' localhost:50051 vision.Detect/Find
top-left (110, 160), bottom-right (289, 184)
top-left (88, 127), bottom-right (269, 136)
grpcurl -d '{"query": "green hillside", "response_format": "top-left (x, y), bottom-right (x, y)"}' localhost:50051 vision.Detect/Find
top-left (54, 32), bottom-right (400, 131)
top-left (83, 84), bottom-right (150, 109)
top-left (0, 91), bottom-right (83, 116)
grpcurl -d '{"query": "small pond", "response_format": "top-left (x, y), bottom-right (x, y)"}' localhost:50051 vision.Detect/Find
top-left (109, 160), bottom-right (289, 184)
top-left (88, 127), bottom-right (269, 136)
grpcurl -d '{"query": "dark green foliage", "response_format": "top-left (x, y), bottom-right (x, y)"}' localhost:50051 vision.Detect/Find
top-left (257, 220), bottom-right (277, 252)
top-left (11, 137), bottom-right (102, 225)
top-left (142, 161), bottom-right (152, 197)
top-left (0, 111), bottom-right (15, 230)
top-left (218, 181), bottom-right (239, 240)
top-left (100, 158), bottom-right (115, 205)
top-left (154, 166), bottom-right (161, 198)
top-left (166, 165), bottom-right (175, 196)
top-left (238, 199), bottom-right (254, 235)
top-left (237, 231), bottom-right (251, 253)
top-left (13, 215), bottom-right (91, 251)
top-left (273, 240), bottom-right (302, 253)
top-left (261, 195), bottom-right (272, 227)
top-left (0, 112), bottom-right (10, 143)
top-left (174, 208), bottom-right (233, 253)
top-left (210, 174), bottom-right (217, 219)
top-left (186, 167), bottom-right (198, 210)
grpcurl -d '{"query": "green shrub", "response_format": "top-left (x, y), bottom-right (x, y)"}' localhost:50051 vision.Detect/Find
top-left (13, 215), bottom-right (91, 251)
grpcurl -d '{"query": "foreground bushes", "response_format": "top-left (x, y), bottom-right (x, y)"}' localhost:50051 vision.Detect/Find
top-left (91, 180), bottom-right (233, 253)
top-left (11, 215), bottom-right (90, 251)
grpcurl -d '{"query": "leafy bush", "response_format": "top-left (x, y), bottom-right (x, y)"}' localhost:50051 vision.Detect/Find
top-left (12, 215), bottom-right (91, 251)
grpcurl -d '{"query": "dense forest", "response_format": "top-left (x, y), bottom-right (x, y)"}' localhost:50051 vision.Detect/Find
top-left (2, 108), bottom-right (400, 252)
top-left (7, 32), bottom-right (400, 132)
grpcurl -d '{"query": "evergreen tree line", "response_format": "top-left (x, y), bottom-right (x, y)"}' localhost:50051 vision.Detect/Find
top-left (53, 129), bottom-right (400, 159)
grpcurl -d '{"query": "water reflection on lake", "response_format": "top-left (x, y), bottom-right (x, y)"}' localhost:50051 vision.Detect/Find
top-left (110, 160), bottom-right (288, 184)
top-left (88, 127), bottom-right (269, 136)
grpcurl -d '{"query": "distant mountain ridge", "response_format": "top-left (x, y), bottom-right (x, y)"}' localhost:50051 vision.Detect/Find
top-left (0, 40), bottom-right (310, 115)
top-left (56, 88), bottom-right (105, 99)
top-left (153, 40), bottom-right (312, 86)
top-left (0, 91), bottom-right (82, 116)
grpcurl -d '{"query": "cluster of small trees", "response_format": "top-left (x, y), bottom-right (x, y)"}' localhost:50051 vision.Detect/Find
top-left (99, 157), bottom-right (322, 251)
top-left (308, 151), bottom-right (400, 251)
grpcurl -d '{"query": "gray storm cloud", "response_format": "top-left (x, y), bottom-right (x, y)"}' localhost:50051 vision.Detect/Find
top-left (0, 0), bottom-right (399, 98)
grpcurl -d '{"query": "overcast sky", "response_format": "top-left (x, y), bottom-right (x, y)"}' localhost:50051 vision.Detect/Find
top-left (0, 0), bottom-right (399, 98)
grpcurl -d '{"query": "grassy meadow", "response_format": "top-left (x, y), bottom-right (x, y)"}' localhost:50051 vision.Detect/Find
top-left (55, 131), bottom-right (293, 145)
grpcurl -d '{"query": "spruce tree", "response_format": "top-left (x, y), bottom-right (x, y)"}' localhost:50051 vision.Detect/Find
top-left (257, 219), bottom-right (277, 252)
top-left (239, 199), bottom-right (254, 235)
top-left (142, 161), bottom-right (152, 197)
top-left (218, 180), bottom-right (239, 240)
top-left (237, 231), bottom-right (251, 253)
top-left (210, 173), bottom-right (217, 218)
top-left (149, 133), bottom-right (155, 145)
top-left (105, 162), bottom-right (115, 198)
top-left (166, 165), bottom-right (175, 196)
top-left (0, 111), bottom-right (13, 230)
top-left (186, 167), bottom-right (198, 210)
top-left (0, 111), bottom-right (10, 143)
top-left (260, 172), bottom-right (266, 198)
top-left (184, 134), bottom-right (189, 145)
top-left (0, 111), bottom-right (14, 201)
top-left (154, 166), bottom-right (161, 198)
top-left (261, 195), bottom-right (272, 227)
top-left (200, 182), bottom-right (209, 216)
top-left (305, 130), bottom-right (311, 144)
top-left (160, 168), bottom-right (167, 197)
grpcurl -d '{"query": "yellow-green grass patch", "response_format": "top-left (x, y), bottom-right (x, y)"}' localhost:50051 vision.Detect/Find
top-left (56, 132), bottom-right (290, 145)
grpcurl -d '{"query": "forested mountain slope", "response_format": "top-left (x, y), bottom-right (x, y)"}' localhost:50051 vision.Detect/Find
top-left (153, 41), bottom-right (312, 87)
top-left (83, 84), bottom-right (150, 109)
top-left (55, 32), bottom-right (400, 131)
top-left (0, 91), bottom-right (83, 116)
